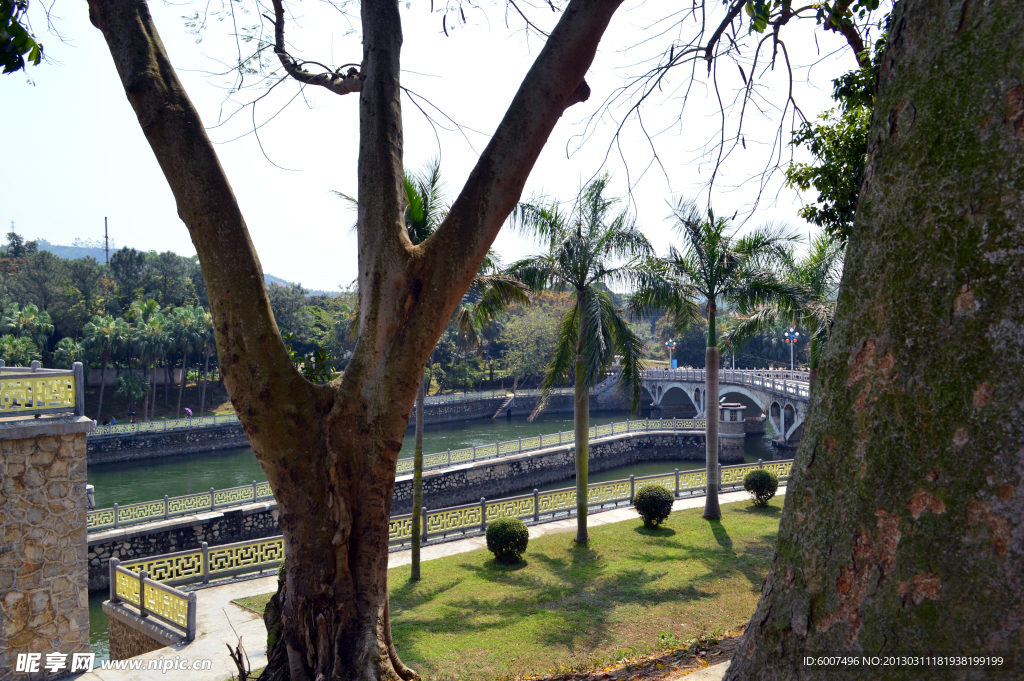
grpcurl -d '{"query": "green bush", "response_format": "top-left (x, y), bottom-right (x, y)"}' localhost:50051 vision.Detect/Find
top-left (486, 517), bottom-right (529, 563)
top-left (634, 484), bottom-right (675, 528)
top-left (743, 469), bottom-right (779, 507)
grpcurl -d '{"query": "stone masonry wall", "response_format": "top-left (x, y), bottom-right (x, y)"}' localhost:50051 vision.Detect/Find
top-left (0, 425), bottom-right (91, 681)
top-left (86, 424), bottom-right (249, 466)
top-left (107, 616), bottom-right (164, 661)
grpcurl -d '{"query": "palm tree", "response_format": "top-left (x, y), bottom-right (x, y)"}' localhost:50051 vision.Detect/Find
top-left (133, 312), bottom-right (168, 421)
top-left (723, 232), bottom-right (844, 389)
top-left (196, 307), bottom-right (215, 416)
top-left (53, 337), bottom-right (85, 369)
top-left (508, 175), bottom-right (652, 544)
top-left (1, 303), bottom-right (54, 355)
top-left (630, 198), bottom-right (802, 520)
top-left (83, 315), bottom-right (123, 422)
top-left (115, 371), bottom-right (150, 415)
top-left (171, 306), bottom-right (203, 418)
top-left (0, 335), bottom-right (41, 366)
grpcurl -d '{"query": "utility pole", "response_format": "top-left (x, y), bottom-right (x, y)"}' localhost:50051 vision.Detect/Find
top-left (104, 217), bottom-right (109, 265)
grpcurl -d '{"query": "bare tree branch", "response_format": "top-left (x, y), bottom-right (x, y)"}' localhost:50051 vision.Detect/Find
top-left (270, 0), bottom-right (361, 95)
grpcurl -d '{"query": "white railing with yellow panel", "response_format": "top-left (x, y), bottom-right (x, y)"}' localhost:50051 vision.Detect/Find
top-left (109, 558), bottom-right (197, 641)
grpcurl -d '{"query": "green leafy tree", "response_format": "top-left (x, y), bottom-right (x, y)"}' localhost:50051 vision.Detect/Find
top-left (115, 371), bottom-right (149, 414)
top-left (195, 307), bottom-right (215, 416)
top-left (0, 334), bottom-right (39, 366)
top-left (109, 247), bottom-right (148, 313)
top-left (630, 198), bottom-right (801, 520)
top-left (132, 309), bottom-right (167, 421)
top-left (1, 301), bottom-right (53, 353)
top-left (725, 233), bottom-right (845, 386)
top-left (83, 314), bottom-right (125, 422)
top-left (0, 0), bottom-right (42, 74)
top-left (509, 175), bottom-right (652, 544)
top-left (171, 306), bottom-right (203, 418)
top-left (52, 336), bottom-right (85, 369)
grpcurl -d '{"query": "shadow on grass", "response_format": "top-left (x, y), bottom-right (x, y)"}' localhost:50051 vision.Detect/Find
top-left (708, 520), bottom-right (733, 553)
top-left (737, 503), bottom-right (783, 518)
top-left (632, 525), bottom-right (677, 538)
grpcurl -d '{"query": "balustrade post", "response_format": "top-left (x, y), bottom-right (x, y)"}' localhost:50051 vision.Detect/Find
top-left (113, 503), bottom-right (119, 529)
top-left (421, 507), bottom-right (428, 543)
top-left (495, 441), bottom-right (499, 459)
top-left (558, 430), bottom-right (562, 445)
top-left (201, 542), bottom-right (210, 585)
top-left (518, 437), bottom-right (522, 454)
top-left (139, 570), bottom-right (148, 617)
top-left (163, 420), bottom-right (167, 431)
top-left (717, 463), bottom-right (722, 490)
top-left (252, 480), bottom-right (258, 501)
top-left (447, 448), bottom-right (451, 466)
top-left (163, 495), bottom-right (169, 520)
top-left (210, 487), bottom-right (216, 512)
top-left (533, 489), bottom-right (539, 522)
top-left (186, 593), bottom-right (197, 641)
top-left (626, 418), bottom-right (629, 432)
top-left (629, 474), bottom-right (635, 503)
top-left (758, 459), bottom-right (763, 469)
top-left (674, 469), bottom-right (680, 498)
top-left (109, 558), bottom-right (120, 603)
top-left (480, 497), bottom-right (487, 533)
top-left (472, 444), bottom-right (476, 461)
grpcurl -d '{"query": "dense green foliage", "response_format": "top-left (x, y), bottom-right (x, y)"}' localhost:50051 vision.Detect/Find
top-left (1, 0), bottom-right (41, 75)
top-left (742, 469), bottom-right (778, 507)
top-left (633, 484), bottom-right (675, 528)
top-left (485, 517), bottom-right (529, 564)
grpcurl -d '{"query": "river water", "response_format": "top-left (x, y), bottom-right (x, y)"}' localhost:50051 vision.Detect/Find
top-left (87, 409), bottom-right (776, 660)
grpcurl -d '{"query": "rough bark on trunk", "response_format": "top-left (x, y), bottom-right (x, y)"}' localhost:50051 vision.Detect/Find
top-left (726, 0), bottom-right (1024, 677)
top-left (704, 345), bottom-right (720, 520)
top-left (88, 0), bottom-right (624, 677)
top-left (574, 289), bottom-right (590, 543)
top-left (411, 375), bottom-right (425, 580)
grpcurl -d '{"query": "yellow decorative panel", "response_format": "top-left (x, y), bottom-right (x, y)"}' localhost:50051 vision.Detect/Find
top-left (115, 570), bottom-right (141, 606)
top-left (721, 465), bottom-right (759, 487)
top-left (538, 489), bottom-right (575, 514)
top-left (677, 470), bottom-right (707, 491)
top-left (143, 584), bottom-right (189, 627)
top-left (520, 436), bottom-right (541, 451)
top-left (763, 461), bottom-right (793, 479)
top-left (450, 448), bottom-right (474, 465)
top-left (208, 538), bottom-right (285, 576)
top-left (0, 375), bottom-right (75, 413)
top-left (389, 517), bottom-right (412, 542)
top-left (637, 476), bottom-right (675, 494)
top-left (587, 481), bottom-right (630, 505)
top-left (499, 441), bottom-right (520, 455)
top-left (255, 482), bottom-right (273, 498)
top-left (485, 497), bottom-right (534, 522)
top-left (124, 551), bottom-right (204, 583)
top-left (426, 506), bottom-right (482, 534)
top-left (214, 486), bottom-right (255, 507)
top-left (475, 444), bottom-right (498, 459)
top-left (116, 501), bottom-right (165, 525)
top-left (88, 508), bottom-right (115, 529)
top-left (167, 493), bottom-right (213, 515)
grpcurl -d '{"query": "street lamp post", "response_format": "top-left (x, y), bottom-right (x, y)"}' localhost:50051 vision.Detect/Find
top-left (665, 340), bottom-right (677, 369)
top-left (784, 328), bottom-right (800, 370)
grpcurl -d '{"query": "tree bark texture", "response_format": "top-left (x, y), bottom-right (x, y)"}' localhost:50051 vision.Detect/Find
top-left (87, 0), bottom-right (624, 678)
top-left (727, 0), bottom-right (1024, 678)
top-left (575, 288), bottom-right (590, 543)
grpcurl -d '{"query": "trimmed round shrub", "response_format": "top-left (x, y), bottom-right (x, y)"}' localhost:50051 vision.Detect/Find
top-left (743, 469), bottom-right (779, 507)
top-left (634, 484), bottom-right (675, 528)
top-left (486, 517), bottom-right (529, 564)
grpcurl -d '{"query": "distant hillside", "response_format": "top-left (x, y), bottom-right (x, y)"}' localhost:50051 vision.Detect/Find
top-left (36, 238), bottom-right (110, 262)
top-left (34, 238), bottom-right (338, 297)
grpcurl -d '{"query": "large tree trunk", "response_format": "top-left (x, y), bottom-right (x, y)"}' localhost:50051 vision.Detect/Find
top-left (726, 0), bottom-right (1024, 676)
top-left (88, 0), bottom-right (624, 677)
top-left (411, 375), bottom-right (425, 580)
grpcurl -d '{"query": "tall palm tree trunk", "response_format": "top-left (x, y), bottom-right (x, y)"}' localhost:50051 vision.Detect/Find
top-left (176, 352), bottom-right (188, 419)
top-left (704, 300), bottom-right (721, 520)
top-left (411, 375), bottom-right (425, 580)
top-left (574, 292), bottom-right (590, 543)
top-left (96, 353), bottom-right (109, 421)
top-left (163, 352), bottom-right (171, 407)
top-left (199, 351), bottom-right (210, 416)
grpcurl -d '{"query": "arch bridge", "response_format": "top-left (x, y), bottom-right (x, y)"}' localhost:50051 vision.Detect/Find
top-left (641, 368), bottom-right (811, 444)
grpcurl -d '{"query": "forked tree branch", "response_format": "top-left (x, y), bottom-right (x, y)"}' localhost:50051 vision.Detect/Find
top-left (824, 0), bottom-right (869, 66)
top-left (271, 0), bottom-right (361, 95)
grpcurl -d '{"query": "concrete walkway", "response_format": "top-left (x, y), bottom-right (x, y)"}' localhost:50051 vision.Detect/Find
top-left (77, 489), bottom-right (780, 680)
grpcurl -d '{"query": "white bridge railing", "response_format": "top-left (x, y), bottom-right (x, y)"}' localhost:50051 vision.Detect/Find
top-left (643, 368), bottom-right (810, 400)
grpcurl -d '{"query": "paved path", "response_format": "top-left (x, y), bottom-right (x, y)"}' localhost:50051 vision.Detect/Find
top-left (77, 489), bottom-right (781, 680)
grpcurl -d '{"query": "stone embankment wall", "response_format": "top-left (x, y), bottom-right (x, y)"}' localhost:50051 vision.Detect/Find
top-left (0, 419), bottom-right (92, 681)
top-left (107, 617), bottom-right (165, 660)
top-left (87, 503), bottom-right (279, 592)
top-left (86, 429), bottom-right (743, 591)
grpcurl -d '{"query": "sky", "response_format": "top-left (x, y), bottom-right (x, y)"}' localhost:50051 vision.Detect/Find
top-left (1, 0), bottom-right (865, 292)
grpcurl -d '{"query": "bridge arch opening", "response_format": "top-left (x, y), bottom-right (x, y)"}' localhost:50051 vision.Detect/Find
top-left (658, 386), bottom-right (697, 418)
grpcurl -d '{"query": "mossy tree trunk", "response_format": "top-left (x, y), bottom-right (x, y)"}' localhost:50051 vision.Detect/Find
top-left (727, 0), bottom-right (1024, 676)
top-left (87, 0), bottom-right (623, 677)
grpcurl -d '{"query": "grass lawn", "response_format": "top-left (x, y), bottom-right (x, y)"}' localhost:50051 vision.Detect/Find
top-left (233, 498), bottom-right (782, 680)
